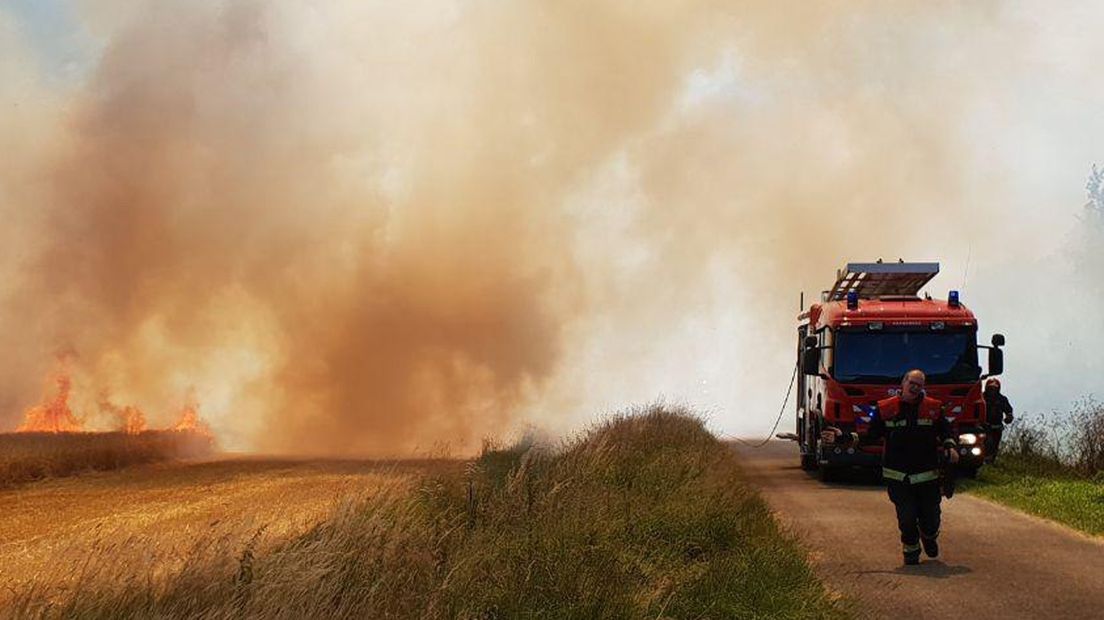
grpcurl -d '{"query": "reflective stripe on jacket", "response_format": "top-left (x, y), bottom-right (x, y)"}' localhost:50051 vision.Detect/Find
top-left (883, 467), bottom-right (940, 484)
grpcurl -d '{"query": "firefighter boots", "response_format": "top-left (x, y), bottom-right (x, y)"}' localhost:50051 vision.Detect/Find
top-left (921, 535), bottom-right (939, 558)
top-left (903, 542), bottom-right (921, 565)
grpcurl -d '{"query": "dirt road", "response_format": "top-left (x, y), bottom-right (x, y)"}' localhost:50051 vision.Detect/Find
top-left (731, 441), bottom-right (1104, 619)
top-left (0, 457), bottom-right (446, 604)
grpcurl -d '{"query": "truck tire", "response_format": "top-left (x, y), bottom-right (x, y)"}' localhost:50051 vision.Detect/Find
top-left (801, 451), bottom-right (818, 471)
top-left (818, 463), bottom-right (838, 483)
top-left (801, 418), bottom-right (820, 471)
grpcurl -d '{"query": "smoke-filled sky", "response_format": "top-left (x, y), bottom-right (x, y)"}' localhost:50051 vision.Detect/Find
top-left (2, 1), bottom-right (1102, 454)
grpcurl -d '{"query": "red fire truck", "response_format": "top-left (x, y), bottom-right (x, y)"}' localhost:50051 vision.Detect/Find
top-left (792, 261), bottom-right (1005, 480)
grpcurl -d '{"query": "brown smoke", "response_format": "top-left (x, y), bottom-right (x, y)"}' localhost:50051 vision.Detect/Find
top-left (1, 1), bottom-right (730, 454)
top-left (2, 2), bottom-right (1103, 451)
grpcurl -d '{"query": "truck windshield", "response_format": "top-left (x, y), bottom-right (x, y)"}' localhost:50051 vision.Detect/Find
top-left (833, 329), bottom-right (980, 385)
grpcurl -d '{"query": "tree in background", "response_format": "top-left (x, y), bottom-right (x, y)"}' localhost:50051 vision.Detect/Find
top-left (1078, 165), bottom-right (1104, 297)
top-left (1086, 164), bottom-right (1104, 226)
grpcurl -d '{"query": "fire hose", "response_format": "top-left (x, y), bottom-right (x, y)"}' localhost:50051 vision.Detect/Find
top-left (728, 361), bottom-right (799, 448)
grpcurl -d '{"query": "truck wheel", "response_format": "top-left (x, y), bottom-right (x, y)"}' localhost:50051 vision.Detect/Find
top-left (801, 452), bottom-right (818, 471)
top-left (818, 464), bottom-right (838, 483)
top-left (962, 466), bottom-right (980, 479)
top-left (801, 421), bottom-right (819, 471)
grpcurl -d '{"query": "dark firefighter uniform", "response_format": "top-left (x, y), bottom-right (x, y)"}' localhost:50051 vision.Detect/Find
top-left (837, 395), bottom-right (956, 563)
top-left (983, 382), bottom-right (1014, 463)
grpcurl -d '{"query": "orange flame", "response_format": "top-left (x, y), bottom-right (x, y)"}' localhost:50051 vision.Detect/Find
top-left (16, 364), bottom-right (213, 439)
top-left (118, 405), bottom-right (148, 434)
top-left (17, 372), bottom-right (84, 433)
top-left (98, 394), bottom-right (149, 434)
top-left (171, 393), bottom-right (212, 437)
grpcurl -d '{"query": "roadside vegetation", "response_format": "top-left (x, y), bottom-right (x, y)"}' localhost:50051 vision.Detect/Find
top-left (12, 405), bottom-right (846, 619)
top-left (961, 398), bottom-right (1104, 536)
top-left (0, 431), bottom-right (215, 488)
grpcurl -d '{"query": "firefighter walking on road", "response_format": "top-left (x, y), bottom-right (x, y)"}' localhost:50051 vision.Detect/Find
top-left (983, 378), bottom-right (1014, 463)
top-left (823, 369), bottom-right (959, 565)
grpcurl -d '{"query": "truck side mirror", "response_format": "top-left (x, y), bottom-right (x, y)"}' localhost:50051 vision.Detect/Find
top-left (991, 333), bottom-right (1005, 347)
top-left (802, 347), bottom-right (821, 376)
top-left (987, 346), bottom-right (1004, 376)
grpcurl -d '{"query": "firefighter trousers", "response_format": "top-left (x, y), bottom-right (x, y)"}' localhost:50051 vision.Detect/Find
top-left (887, 480), bottom-right (941, 552)
top-left (985, 427), bottom-right (1004, 461)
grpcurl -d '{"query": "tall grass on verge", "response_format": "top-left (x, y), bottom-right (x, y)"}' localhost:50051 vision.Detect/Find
top-left (0, 431), bottom-right (215, 488)
top-left (12, 405), bottom-right (845, 619)
top-left (960, 398), bottom-right (1104, 537)
top-left (1000, 397), bottom-right (1104, 477)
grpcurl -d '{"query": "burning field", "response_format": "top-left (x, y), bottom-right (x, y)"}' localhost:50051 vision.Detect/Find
top-left (2, 1), bottom-right (1103, 614)
top-left (1, 361), bottom-right (215, 488)
top-left (3, 0), bottom-right (1104, 457)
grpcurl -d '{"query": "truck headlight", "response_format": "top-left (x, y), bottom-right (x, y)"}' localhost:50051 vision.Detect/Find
top-left (958, 433), bottom-right (978, 445)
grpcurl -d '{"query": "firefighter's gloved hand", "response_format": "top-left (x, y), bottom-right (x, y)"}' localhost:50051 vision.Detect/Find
top-left (1004, 414), bottom-right (1014, 425)
top-left (820, 427), bottom-right (843, 444)
top-left (946, 448), bottom-right (960, 464)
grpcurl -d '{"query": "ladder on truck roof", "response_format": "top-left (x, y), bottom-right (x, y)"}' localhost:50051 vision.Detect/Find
top-left (823, 261), bottom-right (939, 301)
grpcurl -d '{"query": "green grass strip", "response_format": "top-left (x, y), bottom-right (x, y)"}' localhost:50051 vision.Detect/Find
top-left (961, 456), bottom-right (1104, 537)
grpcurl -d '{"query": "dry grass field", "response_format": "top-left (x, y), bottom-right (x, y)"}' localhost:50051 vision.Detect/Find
top-left (0, 431), bottom-right (215, 488)
top-left (0, 456), bottom-right (443, 613)
top-left (3, 408), bottom-right (843, 619)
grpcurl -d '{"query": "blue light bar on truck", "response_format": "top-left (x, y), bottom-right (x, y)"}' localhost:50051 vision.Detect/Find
top-left (846, 290), bottom-right (859, 310)
top-left (949, 290), bottom-right (960, 308)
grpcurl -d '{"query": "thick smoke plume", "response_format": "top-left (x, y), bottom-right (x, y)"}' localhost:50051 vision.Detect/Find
top-left (2, 2), bottom-right (1103, 453)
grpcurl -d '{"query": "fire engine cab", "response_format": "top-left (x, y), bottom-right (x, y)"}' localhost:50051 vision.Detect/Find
top-left (793, 261), bottom-right (1005, 480)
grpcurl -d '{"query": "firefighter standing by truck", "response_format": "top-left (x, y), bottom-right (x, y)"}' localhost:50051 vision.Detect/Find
top-left (983, 378), bottom-right (1014, 463)
top-left (823, 369), bottom-right (959, 565)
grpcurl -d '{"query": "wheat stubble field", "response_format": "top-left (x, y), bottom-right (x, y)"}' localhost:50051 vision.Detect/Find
top-left (0, 454), bottom-right (438, 610)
